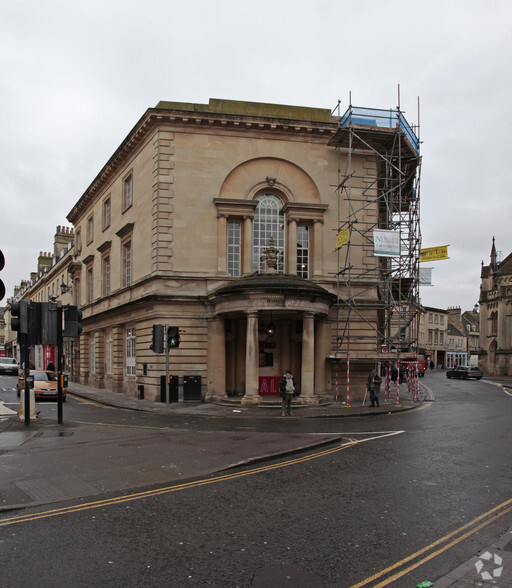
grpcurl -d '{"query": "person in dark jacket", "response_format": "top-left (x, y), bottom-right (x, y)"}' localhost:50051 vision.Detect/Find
top-left (279, 370), bottom-right (296, 416)
top-left (368, 371), bottom-right (381, 407)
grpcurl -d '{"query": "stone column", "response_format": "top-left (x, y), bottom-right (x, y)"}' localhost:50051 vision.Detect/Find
top-left (217, 214), bottom-right (228, 274)
top-left (287, 217), bottom-right (297, 275)
top-left (243, 216), bottom-right (253, 275)
top-left (206, 317), bottom-right (226, 400)
top-left (313, 219), bottom-right (323, 277)
top-left (235, 319), bottom-right (246, 395)
top-left (314, 319), bottom-right (330, 398)
top-left (242, 311), bottom-right (261, 405)
top-left (301, 312), bottom-right (318, 404)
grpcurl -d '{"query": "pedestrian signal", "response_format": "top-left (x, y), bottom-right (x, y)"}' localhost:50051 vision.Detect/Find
top-left (167, 326), bottom-right (180, 348)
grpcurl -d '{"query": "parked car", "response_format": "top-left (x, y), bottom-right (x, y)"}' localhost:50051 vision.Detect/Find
top-left (446, 366), bottom-right (483, 380)
top-left (0, 357), bottom-right (19, 375)
top-left (17, 370), bottom-right (67, 400)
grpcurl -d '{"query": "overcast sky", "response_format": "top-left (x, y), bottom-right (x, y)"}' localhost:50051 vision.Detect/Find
top-left (1, 0), bottom-right (510, 312)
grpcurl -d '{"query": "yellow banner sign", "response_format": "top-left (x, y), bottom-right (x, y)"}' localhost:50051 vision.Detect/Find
top-left (336, 228), bottom-right (349, 250)
top-left (420, 245), bottom-right (449, 262)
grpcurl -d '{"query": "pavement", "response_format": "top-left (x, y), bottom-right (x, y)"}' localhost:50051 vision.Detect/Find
top-left (1, 372), bottom-right (512, 586)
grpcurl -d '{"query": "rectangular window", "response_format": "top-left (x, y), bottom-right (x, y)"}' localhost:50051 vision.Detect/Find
top-left (126, 327), bottom-right (136, 376)
top-left (123, 174), bottom-right (133, 211)
top-left (428, 330), bottom-right (432, 345)
top-left (227, 221), bottom-right (241, 277)
top-left (90, 336), bottom-right (96, 374)
top-left (103, 196), bottom-right (111, 229)
top-left (440, 315), bottom-right (444, 325)
top-left (103, 256), bottom-right (110, 296)
top-left (434, 314), bottom-right (438, 324)
top-left (428, 313), bottom-right (432, 323)
top-left (87, 267), bottom-right (93, 304)
top-left (297, 226), bottom-right (309, 278)
top-left (123, 241), bottom-right (132, 287)
top-left (86, 215), bottom-right (94, 244)
top-left (434, 331), bottom-right (438, 345)
top-left (106, 331), bottom-right (113, 375)
top-left (76, 229), bottom-right (82, 253)
top-left (440, 333), bottom-right (444, 345)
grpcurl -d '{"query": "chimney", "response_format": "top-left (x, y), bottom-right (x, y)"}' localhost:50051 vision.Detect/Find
top-left (38, 251), bottom-right (52, 274)
top-left (54, 225), bottom-right (75, 257)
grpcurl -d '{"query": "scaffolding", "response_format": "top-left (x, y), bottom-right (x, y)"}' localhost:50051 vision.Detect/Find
top-left (328, 92), bottom-right (422, 402)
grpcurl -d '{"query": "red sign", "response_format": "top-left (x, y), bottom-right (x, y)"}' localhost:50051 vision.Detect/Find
top-left (258, 376), bottom-right (281, 396)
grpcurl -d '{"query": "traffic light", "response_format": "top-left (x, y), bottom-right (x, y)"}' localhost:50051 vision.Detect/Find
top-left (150, 324), bottom-right (164, 354)
top-left (11, 300), bottom-right (28, 338)
top-left (0, 250), bottom-right (5, 301)
top-left (28, 301), bottom-right (42, 346)
top-left (167, 326), bottom-right (180, 348)
top-left (63, 306), bottom-right (83, 338)
top-left (40, 301), bottom-right (59, 345)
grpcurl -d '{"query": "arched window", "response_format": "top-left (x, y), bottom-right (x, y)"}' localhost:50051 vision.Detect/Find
top-left (252, 193), bottom-right (285, 273)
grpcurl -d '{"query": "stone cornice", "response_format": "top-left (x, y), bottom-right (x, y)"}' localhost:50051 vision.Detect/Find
top-left (67, 101), bottom-right (338, 225)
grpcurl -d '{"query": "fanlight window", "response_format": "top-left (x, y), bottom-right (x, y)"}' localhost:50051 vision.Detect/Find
top-left (252, 194), bottom-right (284, 273)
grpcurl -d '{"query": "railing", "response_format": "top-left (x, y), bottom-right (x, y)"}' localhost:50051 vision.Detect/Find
top-left (340, 106), bottom-right (419, 154)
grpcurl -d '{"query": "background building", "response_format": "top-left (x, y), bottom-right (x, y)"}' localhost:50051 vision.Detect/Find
top-left (479, 238), bottom-right (512, 376)
top-left (420, 306), bottom-right (448, 368)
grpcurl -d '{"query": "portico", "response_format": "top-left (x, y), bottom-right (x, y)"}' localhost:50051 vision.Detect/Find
top-left (206, 273), bottom-right (336, 404)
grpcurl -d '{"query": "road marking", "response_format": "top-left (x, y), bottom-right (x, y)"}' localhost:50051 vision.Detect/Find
top-left (350, 498), bottom-right (512, 587)
top-left (0, 402), bottom-right (17, 416)
top-left (0, 432), bottom-right (402, 527)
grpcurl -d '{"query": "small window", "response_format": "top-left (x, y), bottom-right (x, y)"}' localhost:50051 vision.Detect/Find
top-left (126, 327), bottom-right (136, 376)
top-left (123, 174), bottom-right (133, 211)
top-left (106, 331), bottom-right (113, 375)
top-left (103, 196), bottom-right (111, 230)
top-left (87, 267), bottom-right (93, 304)
top-left (227, 221), bottom-right (241, 277)
top-left (297, 226), bottom-right (309, 278)
top-left (90, 336), bottom-right (96, 374)
top-left (87, 215), bottom-right (94, 244)
top-left (123, 241), bottom-right (132, 288)
top-left (103, 256), bottom-right (110, 296)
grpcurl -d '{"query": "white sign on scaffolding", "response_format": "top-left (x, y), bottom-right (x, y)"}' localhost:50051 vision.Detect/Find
top-left (373, 229), bottom-right (400, 257)
top-left (419, 267), bottom-right (433, 286)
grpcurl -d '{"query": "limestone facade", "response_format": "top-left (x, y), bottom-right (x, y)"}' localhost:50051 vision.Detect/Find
top-left (61, 98), bottom-right (396, 403)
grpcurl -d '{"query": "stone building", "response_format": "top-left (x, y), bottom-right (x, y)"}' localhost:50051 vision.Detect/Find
top-left (420, 306), bottom-right (448, 368)
top-left (479, 238), bottom-right (512, 376)
top-left (461, 308), bottom-right (480, 366)
top-left (61, 98), bottom-right (419, 404)
top-left (5, 226), bottom-right (76, 370)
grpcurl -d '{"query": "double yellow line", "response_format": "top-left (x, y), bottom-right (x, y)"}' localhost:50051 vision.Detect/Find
top-left (351, 496), bottom-right (512, 586)
top-left (0, 436), bottom-right (361, 527)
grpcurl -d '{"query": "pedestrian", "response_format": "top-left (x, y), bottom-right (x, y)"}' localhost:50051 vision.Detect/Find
top-left (279, 369), bottom-right (296, 416)
top-left (368, 370), bottom-right (381, 407)
top-left (46, 361), bottom-right (55, 372)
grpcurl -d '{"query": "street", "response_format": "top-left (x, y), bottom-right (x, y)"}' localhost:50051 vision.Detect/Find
top-left (0, 371), bottom-right (511, 586)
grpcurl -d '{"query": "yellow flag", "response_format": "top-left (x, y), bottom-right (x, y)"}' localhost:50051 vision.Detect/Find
top-left (420, 245), bottom-right (449, 262)
top-left (336, 228), bottom-right (349, 250)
